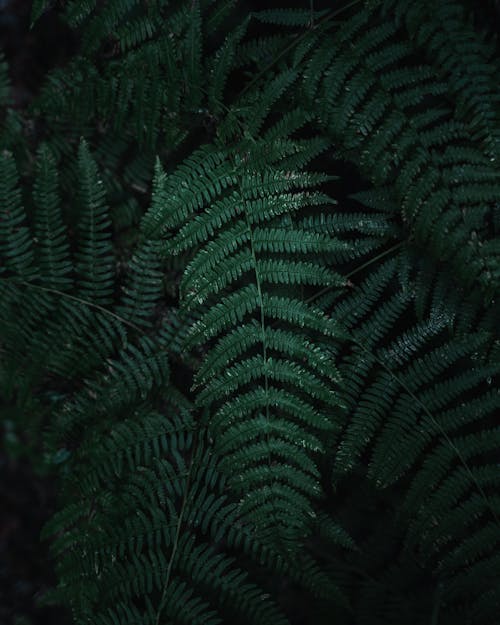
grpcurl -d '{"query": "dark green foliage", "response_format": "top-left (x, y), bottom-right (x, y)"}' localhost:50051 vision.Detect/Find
top-left (143, 128), bottom-right (347, 548)
top-left (1, 0), bottom-right (499, 623)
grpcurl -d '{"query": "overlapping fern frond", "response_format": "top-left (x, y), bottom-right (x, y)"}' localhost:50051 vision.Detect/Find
top-left (45, 390), bottom-right (350, 625)
top-left (378, 0), bottom-right (500, 159)
top-left (319, 192), bottom-right (500, 620)
top-left (296, 5), bottom-right (500, 295)
top-left (45, 404), bottom-right (292, 625)
top-left (1, 0), bottom-right (499, 623)
top-left (142, 112), bottom-right (349, 548)
top-left (0, 140), bottom-right (166, 419)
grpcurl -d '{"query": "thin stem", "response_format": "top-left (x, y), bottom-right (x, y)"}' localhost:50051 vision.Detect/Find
top-left (305, 240), bottom-right (404, 305)
top-left (344, 241), bottom-right (404, 281)
top-left (309, 0), bottom-right (315, 27)
top-left (350, 329), bottom-right (500, 529)
top-left (3, 278), bottom-right (142, 332)
top-left (245, 210), bottom-right (271, 454)
top-left (244, 206), bottom-right (288, 546)
top-left (238, 0), bottom-right (363, 100)
top-left (300, 230), bottom-right (498, 529)
top-left (154, 443), bottom-right (196, 625)
top-left (430, 583), bottom-right (442, 625)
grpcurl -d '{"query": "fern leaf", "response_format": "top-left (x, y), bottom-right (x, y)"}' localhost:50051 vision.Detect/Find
top-left (207, 16), bottom-right (250, 114)
top-left (253, 8), bottom-right (329, 27)
top-left (0, 152), bottom-right (36, 279)
top-left (185, 0), bottom-right (203, 110)
top-left (116, 239), bottom-right (164, 327)
top-left (33, 144), bottom-right (73, 290)
top-left (75, 140), bottom-right (115, 305)
top-left (144, 130), bottom-right (347, 548)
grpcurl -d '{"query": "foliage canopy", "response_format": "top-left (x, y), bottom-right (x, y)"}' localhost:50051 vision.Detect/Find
top-left (1, 1), bottom-right (499, 623)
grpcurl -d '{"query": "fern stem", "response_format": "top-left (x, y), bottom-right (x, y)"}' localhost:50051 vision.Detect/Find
top-left (430, 582), bottom-right (442, 625)
top-left (245, 210), bottom-right (271, 455)
top-left (343, 241), bottom-right (405, 281)
top-left (238, 0), bottom-right (363, 100)
top-left (302, 229), bottom-right (498, 528)
top-left (305, 240), bottom-right (404, 305)
top-left (154, 437), bottom-right (196, 625)
top-left (244, 207), bottom-right (290, 545)
top-left (350, 329), bottom-right (500, 529)
top-left (3, 279), bottom-right (142, 332)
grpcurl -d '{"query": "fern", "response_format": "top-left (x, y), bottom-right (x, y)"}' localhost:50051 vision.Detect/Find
top-left (45, 406), bottom-right (293, 625)
top-left (298, 6), bottom-right (500, 294)
top-left (2, 0), bottom-right (500, 623)
top-left (0, 152), bottom-right (36, 279)
top-left (143, 127), bottom-right (347, 548)
top-left (379, 0), bottom-right (500, 160)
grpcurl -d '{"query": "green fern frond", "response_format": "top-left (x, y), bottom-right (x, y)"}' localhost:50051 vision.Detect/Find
top-left (253, 8), bottom-right (329, 27)
top-left (299, 7), bottom-right (500, 294)
top-left (207, 17), bottom-right (250, 115)
top-left (116, 15), bottom-right (159, 52)
top-left (5, 1), bottom-right (500, 622)
top-left (0, 152), bottom-right (36, 279)
top-left (75, 140), bottom-right (115, 305)
top-left (143, 133), bottom-right (348, 546)
top-left (329, 256), bottom-right (499, 621)
top-left (46, 404), bottom-right (292, 625)
top-left (33, 144), bottom-right (73, 290)
top-left (30, 0), bottom-right (52, 26)
top-left (116, 239), bottom-right (164, 327)
top-left (241, 68), bottom-right (298, 137)
top-left (63, 0), bottom-right (96, 28)
top-left (380, 0), bottom-right (500, 159)
top-left (185, 0), bottom-right (203, 110)
top-left (0, 53), bottom-right (11, 107)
